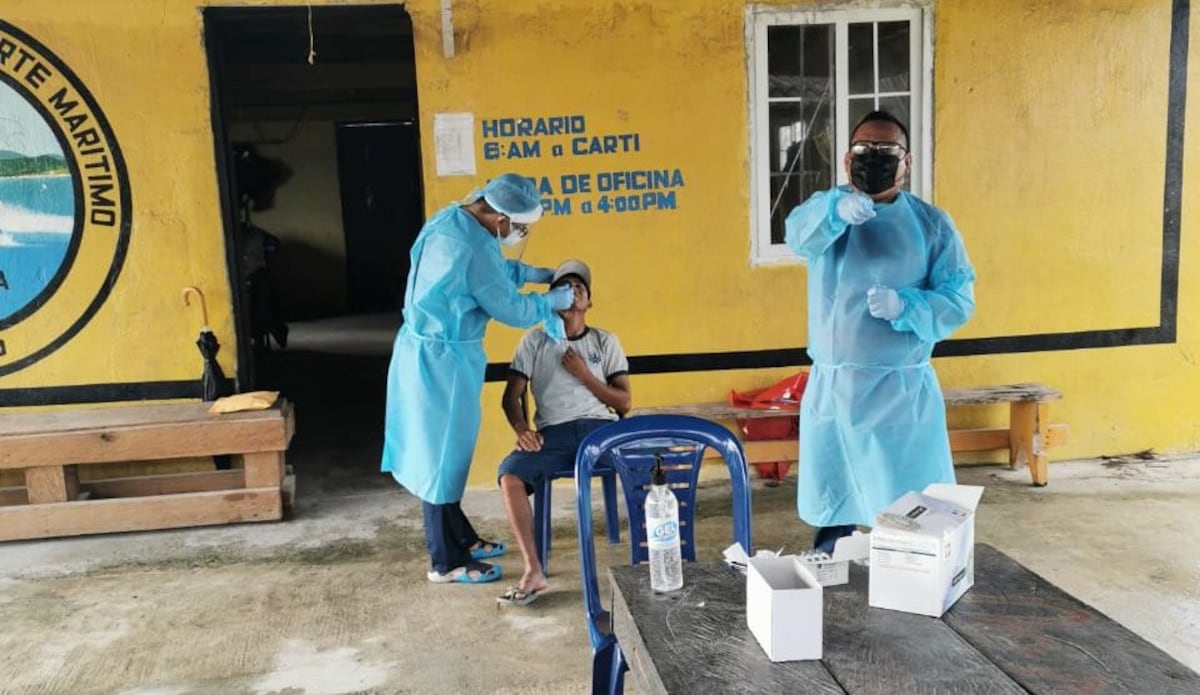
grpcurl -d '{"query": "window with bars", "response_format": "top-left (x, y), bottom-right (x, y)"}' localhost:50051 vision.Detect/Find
top-left (748, 7), bottom-right (928, 263)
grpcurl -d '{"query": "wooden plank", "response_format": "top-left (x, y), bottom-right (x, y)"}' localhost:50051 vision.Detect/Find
top-left (821, 566), bottom-right (1025, 694)
top-left (244, 452), bottom-right (284, 488)
top-left (951, 424), bottom-right (1067, 453)
top-left (610, 563), bottom-right (844, 694)
top-left (0, 487), bottom-right (27, 506)
top-left (949, 428), bottom-right (1011, 452)
top-left (946, 545), bottom-right (1200, 693)
top-left (1046, 422), bottom-right (1068, 447)
top-left (708, 427), bottom-right (1064, 462)
top-left (25, 465), bottom-right (77, 504)
top-left (0, 400), bottom-right (286, 437)
top-left (944, 383), bottom-right (1062, 405)
top-left (0, 488), bottom-right (283, 542)
top-left (82, 470), bottom-right (245, 498)
top-left (0, 416), bottom-right (293, 470)
top-left (702, 439), bottom-right (796, 462)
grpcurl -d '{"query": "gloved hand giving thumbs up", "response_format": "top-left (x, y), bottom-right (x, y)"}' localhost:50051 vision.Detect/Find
top-left (836, 191), bottom-right (877, 226)
top-left (867, 285), bottom-right (905, 321)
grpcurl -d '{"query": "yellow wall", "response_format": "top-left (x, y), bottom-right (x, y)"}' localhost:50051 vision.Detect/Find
top-left (1, 1), bottom-right (1196, 492)
top-left (0, 2), bottom-right (235, 393)
top-left (400, 0), bottom-right (1200, 484)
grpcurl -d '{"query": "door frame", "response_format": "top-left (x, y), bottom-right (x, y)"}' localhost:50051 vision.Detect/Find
top-left (203, 7), bottom-right (256, 389)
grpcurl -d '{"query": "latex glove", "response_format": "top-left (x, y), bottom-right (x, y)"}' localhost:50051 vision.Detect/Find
top-left (544, 314), bottom-right (567, 341)
top-left (836, 191), bottom-right (877, 226)
top-left (867, 285), bottom-right (905, 321)
top-left (527, 266), bottom-right (555, 284)
top-left (546, 285), bottom-right (575, 311)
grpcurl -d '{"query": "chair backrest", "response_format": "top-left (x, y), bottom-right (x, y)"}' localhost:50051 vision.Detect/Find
top-left (574, 414), bottom-right (753, 650)
top-left (608, 438), bottom-right (704, 565)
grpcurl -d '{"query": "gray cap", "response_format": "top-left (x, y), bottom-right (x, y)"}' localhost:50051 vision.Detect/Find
top-left (551, 259), bottom-right (591, 293)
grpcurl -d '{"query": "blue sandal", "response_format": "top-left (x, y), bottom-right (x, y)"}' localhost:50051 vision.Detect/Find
top-left (427, 561), bottom-right (502, 584)
top-left (470, 539), bottom-right (507, 560)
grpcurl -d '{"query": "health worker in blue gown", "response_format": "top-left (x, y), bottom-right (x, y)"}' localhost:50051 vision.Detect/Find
top-left (381, 173), bottom-right (575, 584)
top-left (784, 111), bottom-right (976, 554)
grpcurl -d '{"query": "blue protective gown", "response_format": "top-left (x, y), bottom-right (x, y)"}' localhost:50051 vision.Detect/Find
top-left (381, 204), bottom-right (557, 504)
top-left (785, 186), bottom-right (975, 527)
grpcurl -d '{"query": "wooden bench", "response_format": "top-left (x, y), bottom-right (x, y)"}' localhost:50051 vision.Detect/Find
top-left (631, 383), bottom-right (1067, 486)
top-left (0, 400), bottom-right (295, 542)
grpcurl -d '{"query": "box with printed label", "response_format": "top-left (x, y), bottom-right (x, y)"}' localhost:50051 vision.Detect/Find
top-left (868, 484), bottom-right (984, 617)
top-left (796, 531), bottom-right (870, 587)
top-left (746, 555), bottom-right (823, 661)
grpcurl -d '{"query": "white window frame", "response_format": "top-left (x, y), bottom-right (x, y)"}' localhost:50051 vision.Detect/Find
top-left (746, 4), bottom-right (933, 265)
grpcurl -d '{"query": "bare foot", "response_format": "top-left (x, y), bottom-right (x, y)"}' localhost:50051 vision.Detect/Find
top-left (518, 570), bottom-right (549, 594)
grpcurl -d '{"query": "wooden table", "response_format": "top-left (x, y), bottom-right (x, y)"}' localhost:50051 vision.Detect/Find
top-left (609, 544), bottom-right (1199, 694)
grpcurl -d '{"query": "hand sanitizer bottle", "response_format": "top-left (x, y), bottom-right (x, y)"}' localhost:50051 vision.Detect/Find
top-left (645, 454), bottom-right (683, 592)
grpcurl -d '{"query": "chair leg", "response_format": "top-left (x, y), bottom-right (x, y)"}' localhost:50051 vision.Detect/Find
top-left (610, 643), bottom-right (628, 695)
top-left (592, 641), bottom-right (626, 695)
top-left (602, 471), bottom-right (621, 544)
top-left (533, 478), bottom-right (552, 575)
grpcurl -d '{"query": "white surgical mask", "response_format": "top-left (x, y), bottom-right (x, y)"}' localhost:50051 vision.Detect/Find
top-left (501, 230), bottom-right (524, 247)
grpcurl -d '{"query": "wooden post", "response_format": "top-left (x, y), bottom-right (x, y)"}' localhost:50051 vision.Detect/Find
top-left (243, 451), bottom-right (285, 488)
top-left (25, 465), bottom-right (79, 504)
top-left (1009, 402), bottom-right (1050, 487)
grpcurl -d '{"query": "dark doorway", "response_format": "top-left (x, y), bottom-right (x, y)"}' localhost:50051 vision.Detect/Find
top-left (204, 4), bottom-right (421, 392)
top-left (204, 5), bottom-right (420, 496)
top-left (336, 121), bottom-right (423, 314)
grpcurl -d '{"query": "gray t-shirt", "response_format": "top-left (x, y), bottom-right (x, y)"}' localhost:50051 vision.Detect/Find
top-left (510, 326), bottom-right (630, 429)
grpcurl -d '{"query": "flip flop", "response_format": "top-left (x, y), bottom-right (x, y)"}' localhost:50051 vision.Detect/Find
top-left (427, 562), bottom-right (503, 585)
top-left (497, 585), bottom-right (543, 606)
top-left (469, 539), bottom-right (507, 561)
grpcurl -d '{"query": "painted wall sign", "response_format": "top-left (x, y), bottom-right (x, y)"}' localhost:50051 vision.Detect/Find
top-left (0, 22), bottom-right (130, 376)
top-left (478, 114), bottom-right (684, 216)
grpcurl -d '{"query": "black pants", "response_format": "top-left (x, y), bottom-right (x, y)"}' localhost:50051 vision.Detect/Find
top-left (813, 524), bottom-right (857, 555)
top-left (422, 501), bottom-right (481, 574)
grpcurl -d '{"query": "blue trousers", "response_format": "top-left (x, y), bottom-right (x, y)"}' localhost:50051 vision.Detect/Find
top-left (813, 524), bottom-right (856, 555)
top-left (422, 501), bottom-right (481, 574)
top-left (496, 418), bottom-right (613, 493)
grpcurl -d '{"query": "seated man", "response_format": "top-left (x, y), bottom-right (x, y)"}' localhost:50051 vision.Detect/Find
top-left (496, 260), bottom-right (631, 606)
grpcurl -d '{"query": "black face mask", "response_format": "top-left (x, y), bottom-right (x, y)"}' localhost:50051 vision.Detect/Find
top-left (850, 153), bottom-right (901, 195)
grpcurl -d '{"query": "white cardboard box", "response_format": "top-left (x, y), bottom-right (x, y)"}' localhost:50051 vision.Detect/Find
top-left (868, 483), bottom-right (984, 617)
top-left (746, 556), bottom-right (823, 661)
top-left (797, 531), bottom-right (870, 586)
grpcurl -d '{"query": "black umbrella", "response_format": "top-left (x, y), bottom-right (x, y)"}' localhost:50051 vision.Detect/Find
top-left (182, 286), bottom-right (227, 401)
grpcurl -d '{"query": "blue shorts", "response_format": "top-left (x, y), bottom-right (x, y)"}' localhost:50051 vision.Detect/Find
top-left (497, 418), bottom-right (614, 495)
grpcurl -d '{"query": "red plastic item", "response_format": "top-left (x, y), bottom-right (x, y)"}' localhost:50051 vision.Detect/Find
top-left (728, 372), bottom-right (808, 481)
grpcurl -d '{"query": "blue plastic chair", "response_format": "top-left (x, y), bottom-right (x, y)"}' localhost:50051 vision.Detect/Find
top-left (533, 464), bottom-right (621, 576)
top-left (575, 415), bottom-right (754, 695)
top-left (516, 386), bottom-right (622, 576)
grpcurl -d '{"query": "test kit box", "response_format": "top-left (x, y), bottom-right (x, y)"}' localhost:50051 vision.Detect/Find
top-left (868, 484), bottom-right (984, 617)
top-left (796, 531), bottom-right (870, 587)
top-left (746, 556), bottom-right (823, 661)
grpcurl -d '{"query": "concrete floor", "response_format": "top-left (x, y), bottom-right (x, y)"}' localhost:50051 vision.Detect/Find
top-left (2, 351), bottom-right (1198, 694)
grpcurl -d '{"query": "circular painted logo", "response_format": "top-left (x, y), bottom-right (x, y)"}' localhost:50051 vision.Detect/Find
top-left (0, 22), bottom-right (130, 376)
